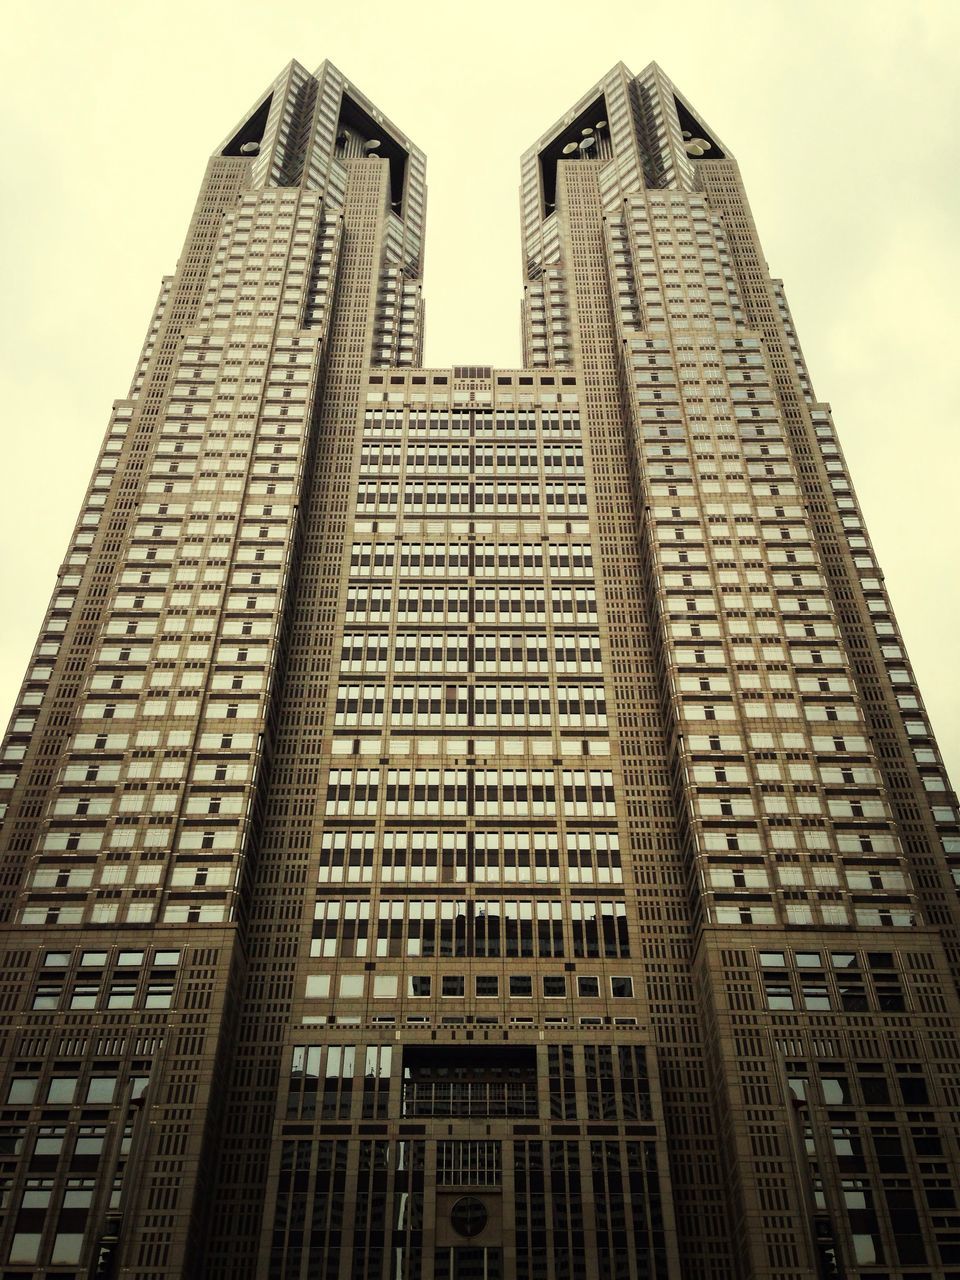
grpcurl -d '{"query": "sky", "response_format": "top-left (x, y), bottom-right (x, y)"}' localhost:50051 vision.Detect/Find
top-left (0, 0), bottom-right (958, 784)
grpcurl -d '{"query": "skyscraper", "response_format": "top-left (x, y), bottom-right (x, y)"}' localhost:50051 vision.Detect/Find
top-left (1, 52), bottom-right (959, 1279)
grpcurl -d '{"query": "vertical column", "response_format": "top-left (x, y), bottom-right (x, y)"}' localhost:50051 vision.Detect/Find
top-left (555, 159), bottom-right (733, 1277)
top-left (206, 157), bottom-right (391, 1279)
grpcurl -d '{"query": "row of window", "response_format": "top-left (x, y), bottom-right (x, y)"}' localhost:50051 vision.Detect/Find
top-left (305, 972), bottom-right (634, 999)
top-left (317, 829), bottom-right (621, 884)
top-left (348, 542), bottom-right (594, 575)
top-left (340, 632), bottom-right (603, 673)
top-left (311, 897), bottom-right (629, 959)
top-left (324, 767), bottom-right (616, 816)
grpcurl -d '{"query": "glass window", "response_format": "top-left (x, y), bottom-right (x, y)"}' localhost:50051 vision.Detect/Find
top-left (34, 1126), bottom-right (66, 1155)
top-left (75, 1127), bottom-right (106, 1156)
top-left (86, 1077), bottom-right (116, 1105)
top-left (764, 982), bottom-right (794, 1010)
top-left (820, 1075), bottom-right (851, 1105)
top-left (47, 1077), bottom-right (78, 1104)
top-left (7, 1078), bottom-right (38, 1105)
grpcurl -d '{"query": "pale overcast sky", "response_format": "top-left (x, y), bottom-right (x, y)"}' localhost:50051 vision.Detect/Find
top-left (1, 0), bottom-right (957, 783)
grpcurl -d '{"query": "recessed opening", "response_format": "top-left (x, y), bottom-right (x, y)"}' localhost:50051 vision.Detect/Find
top-left (336, 92), bottom-right (408, 214)
top-left (673, 96), bottom-right (724, 159)
top-left (537, 94), bottom-right (608, 217)
top-left (221, 94), bottom-right (273, 157)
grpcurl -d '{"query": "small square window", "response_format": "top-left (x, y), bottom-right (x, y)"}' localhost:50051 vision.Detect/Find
top-left (74, 1127), bottom-right (105, 1156)
top-left (408, 976), bottom-right (431, 997)
top-left (338, 974), bottom-right (364, 998)
top-left (441, 975), bottom-right (465, 997)
top-left (9, 1231), bottom-right (42, 1264)
top-left (47, 1078), bottom-right (78, 1105)
top-left (86, 1077), bottom-right (117, 1105)
top-left (34, 1127), bottom-right (66, 1155)
top-left (610, 976), bottom-right (633, 998)
top-left (51, 1232), bottom-right (84, 1265)
top-left (764, 982), bottom-right (794, 1010)
top-left (476, 975), bottom-right (499, 997)
top-left (373, 975), bottom-right (398, 998)
top-left (820, 1075), bottom-right (851, 1105)
top-left (305, 974), bottom-right (330, 999)
top-left (509, 975), bottom-right (533, 997)
top-left (542, 976), bottom-right (566, 998)
top-left (7, 1078), bottom-right (38, 1105)
top-left (577, 976), bottom-right (600, 998)
top-left (802, 984), bottom-right (830, 1011)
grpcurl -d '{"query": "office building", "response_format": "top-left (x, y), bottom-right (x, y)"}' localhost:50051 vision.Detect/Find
top-left (1, 57), bottom-right (959, 1280)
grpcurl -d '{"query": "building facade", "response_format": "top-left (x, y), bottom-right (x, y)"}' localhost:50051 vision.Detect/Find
top-left (1, 57), bottom-right (959, 1280)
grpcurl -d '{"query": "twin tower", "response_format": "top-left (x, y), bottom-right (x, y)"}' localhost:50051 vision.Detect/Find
top-left (1, 57), bottom-right (959, 1280)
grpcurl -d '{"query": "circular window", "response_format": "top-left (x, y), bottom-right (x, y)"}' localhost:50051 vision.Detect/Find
top-left (450, 1196), bottom-right (488, 1238)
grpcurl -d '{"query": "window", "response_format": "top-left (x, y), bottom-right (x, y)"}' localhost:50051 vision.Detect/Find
top-left (509, 975), bottom-right (532, 997)
top-left (442, 976), bottom-right (465, 997)
top-left (74, 1127), bottom-right (106, 1157)
top-left (577, 976), bottom-right (600, 998)
top-left (86, 1077), bottom-right (116, 1105)
top-left (475, 975), bottom-right (498, 997)
top-left (34, 1126), bottom-right (66, 1156)
top-left (610, 976), bottom-right (634, 998)
top-left (7, 1078), bottom-right (38, 1105)
top-left (47, 1077), bottom-right (78, 1105)
top-left (107, 985), bottom-right (136, 1010)
top-left (819, 1073), bottom-right (852, 1105)
top-left (542, 976), bottom-right (566, 998)
top-left (764, 981), bottom-right (794, 1010)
